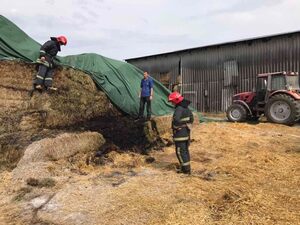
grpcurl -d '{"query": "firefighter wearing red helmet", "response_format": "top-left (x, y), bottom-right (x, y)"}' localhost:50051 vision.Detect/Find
top-left (33, 36), bottom-right (67, 92)
top-left (168, 92), bottom-right (194, 174)
top-left (56, 36), bottom-right (67, 46)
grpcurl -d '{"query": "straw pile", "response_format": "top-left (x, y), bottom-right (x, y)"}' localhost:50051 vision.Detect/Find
top-left (0, 122), bottom-right (299, 225)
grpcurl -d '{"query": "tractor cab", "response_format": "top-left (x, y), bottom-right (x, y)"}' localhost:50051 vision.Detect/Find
top-left (256, 71), bottom-right (300, 105)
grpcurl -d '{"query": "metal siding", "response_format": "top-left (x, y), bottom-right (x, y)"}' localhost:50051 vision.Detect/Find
top-left (127, 33), bottom-right (300, 112)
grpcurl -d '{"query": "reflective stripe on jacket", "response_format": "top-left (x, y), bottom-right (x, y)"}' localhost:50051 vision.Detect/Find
top-left (37, 37), bottom-right (61, 68)
top-left (172, 99), bottom-right (194, 142)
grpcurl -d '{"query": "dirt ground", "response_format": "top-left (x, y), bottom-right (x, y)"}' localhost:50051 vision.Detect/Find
top-left (0, 121), bottom-right (299, 225)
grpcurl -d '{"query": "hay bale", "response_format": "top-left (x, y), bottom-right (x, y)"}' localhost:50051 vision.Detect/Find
top-left (18, 132), bottom-right (105, 165)
top-left (12, 131), bottom-right (105, 180)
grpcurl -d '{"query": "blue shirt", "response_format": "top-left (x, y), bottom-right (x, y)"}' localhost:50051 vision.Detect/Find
top-left (140, 77), bottom-right (154, 97)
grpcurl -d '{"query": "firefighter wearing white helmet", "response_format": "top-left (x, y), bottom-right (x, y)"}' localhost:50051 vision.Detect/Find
top-left (168, 92), bottom-right (194, 174)
top-left (33, 36), bottom-right (67, 92)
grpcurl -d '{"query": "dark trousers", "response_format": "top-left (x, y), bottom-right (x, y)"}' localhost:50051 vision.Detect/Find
top-left (138, 96), bottom-right (151, 119)
top-left (175, 140), bottom-right (191, 173)
top-left (33, 64), bottom-right (54, 88)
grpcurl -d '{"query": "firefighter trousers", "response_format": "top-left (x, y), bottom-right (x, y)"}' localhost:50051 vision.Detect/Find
top-left (175, 140), bottom-right (191, 174)
top-left (34, 64), bottom-right (54, 88)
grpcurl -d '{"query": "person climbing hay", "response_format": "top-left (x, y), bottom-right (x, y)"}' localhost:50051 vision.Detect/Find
top-left (33, 36), bottom-right (67, 92)
top-left (168, 92), bottom-right (194, 174)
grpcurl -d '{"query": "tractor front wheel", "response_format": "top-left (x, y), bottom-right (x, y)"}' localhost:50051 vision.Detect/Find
top-left (265, 94), bottom-right (300, 125)
top-left (226, 103), bottom-right (248, 122)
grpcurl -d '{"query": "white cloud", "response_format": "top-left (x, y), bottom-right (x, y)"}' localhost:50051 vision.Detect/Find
top-left (1, 0), bottom-right (300, 60)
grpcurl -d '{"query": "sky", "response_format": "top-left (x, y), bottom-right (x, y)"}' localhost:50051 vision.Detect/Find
top-left (1, 0), bottom-right (300, 61)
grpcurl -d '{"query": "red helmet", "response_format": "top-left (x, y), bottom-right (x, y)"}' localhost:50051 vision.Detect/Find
top-left (57, 36), bottom-right (67, 45)
top-left (168, 92), bottom-right (184, 104)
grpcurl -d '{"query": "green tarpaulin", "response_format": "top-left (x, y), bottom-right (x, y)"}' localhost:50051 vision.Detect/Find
top-left (0, 15), bottom-right (173, 116)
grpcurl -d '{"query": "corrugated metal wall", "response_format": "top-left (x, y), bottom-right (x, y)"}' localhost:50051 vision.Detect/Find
top-left (127, 33), bottom-right (300, 112)
top-left (130, 54), bottom-right (181, 90)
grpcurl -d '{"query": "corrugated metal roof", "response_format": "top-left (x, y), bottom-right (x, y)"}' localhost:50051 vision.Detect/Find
top-left (126, 30), bottom-right (300, 61)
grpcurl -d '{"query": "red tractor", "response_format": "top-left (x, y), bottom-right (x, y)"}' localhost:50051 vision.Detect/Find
top-left (226, 71), bottom-right (300, 125)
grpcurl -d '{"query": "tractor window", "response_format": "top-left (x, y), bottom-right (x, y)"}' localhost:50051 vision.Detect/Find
top-left (256, 77), bottom-right (267, 102)
top-left (286, 76), bottom-right (300, 90)
top-left (257, 78), bottom-right (267, 91)
top-left (271, 75), bottom-right (286, 90)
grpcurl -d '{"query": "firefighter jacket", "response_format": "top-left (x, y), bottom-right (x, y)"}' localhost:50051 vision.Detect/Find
top-left (36, 37), bottom-right (61, 68)
top-left (172, 99), bottom-right (194, 142)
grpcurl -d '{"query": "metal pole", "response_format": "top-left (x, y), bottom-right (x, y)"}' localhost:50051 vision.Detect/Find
top-left (180, 57), bottom-right (183, 94)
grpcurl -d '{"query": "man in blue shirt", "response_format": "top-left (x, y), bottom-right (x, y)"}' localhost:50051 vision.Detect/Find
top-left (138, 71), bottom-right (154, 120)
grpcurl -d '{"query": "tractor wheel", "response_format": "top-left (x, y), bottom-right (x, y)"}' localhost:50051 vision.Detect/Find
top-left (265, 94), bottom-right (300, 125)
top-left (226, 103), bottom-right (248, 122)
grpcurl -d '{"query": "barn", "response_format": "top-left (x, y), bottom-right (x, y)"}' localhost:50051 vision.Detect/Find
top-left (126, 31), bottom-right (300, 112)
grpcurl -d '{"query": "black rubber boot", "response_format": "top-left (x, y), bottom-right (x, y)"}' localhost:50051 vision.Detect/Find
top-left (182, 165), bottom-right (191, 174)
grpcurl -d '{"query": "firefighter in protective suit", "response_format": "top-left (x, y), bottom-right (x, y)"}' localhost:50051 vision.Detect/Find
top-left (168, 92), bottom-right (194, 174)
top-left (33, 36), bottom-right (67, 91)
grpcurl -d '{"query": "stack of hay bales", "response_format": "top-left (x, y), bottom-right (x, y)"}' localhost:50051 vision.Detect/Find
top-left (0, 60), bottom-right (116, 169)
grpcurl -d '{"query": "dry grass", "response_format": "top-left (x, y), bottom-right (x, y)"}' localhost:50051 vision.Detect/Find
top-left (26, 178), bottom-right (56, 188)
top-left (201, 112), bottom-right (226, 119)
top-left (188, 122), bottom-right (300, 224)
top-left (1, 122), bottom-right (299, 225)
